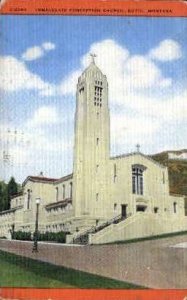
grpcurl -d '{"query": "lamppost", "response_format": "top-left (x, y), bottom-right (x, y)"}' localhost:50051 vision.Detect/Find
top-left (32, 197), bottom-right (41, 253)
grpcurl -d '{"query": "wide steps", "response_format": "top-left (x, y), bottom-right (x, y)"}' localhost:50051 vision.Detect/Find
top-left (73, 214), bottom-right (131, 245)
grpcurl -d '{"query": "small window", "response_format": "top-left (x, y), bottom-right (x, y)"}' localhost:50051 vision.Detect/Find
top-left (114, 203), bottom-right (117, 211)
top-left (96, 193), bottom-right (99, 201)
top-left (136, 205), bottom-right (147, 212)
top-left (163, 172), bottom-right (165, 184)
top-left (96, 138), bottom-right (99, 145)
top-left (63, 184), bottom-right (65, 199)
top-left (56, 187), bottom-right (59, 202)
top-left (27, 189), bottom-right (31, 210)
top-left (114, 164), bottom-right (117, 183)
top-left (154, 207), bottom-right (159, 214)
top-left (173, 202), bottom-right (177, 213)
top-left (69, 182), bottom-right (73, 199)
top-left (96, 164), bottom-right (99, 172)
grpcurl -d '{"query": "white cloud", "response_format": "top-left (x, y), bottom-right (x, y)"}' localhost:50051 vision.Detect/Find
top-left (60, 69), bottom-right (82, 95)
top-left (124, 55), bottom-right (172, 89)
top-left (0, 56), bottom-right (54, 95)
top-left (22, 46), bottom-right (44, 61)
top-left (149, 39), bottom-right (182, 62)
top-left (110, 87), bottom-right (187, 155)
top-left (59, 38), bottom-right (185, 154)
top-left (0, 121), bottom-right (73, 182)
top-left (42, 42), bottom-right (56, 51)
top-left (27, 106), bottom-right (59, 127)
top-left (82, 39), bottom-right (129, 78)
top-left (22, 41), bottom-right (56, 61)
top-left (60, 39), bottom-right (172, 105)
top-left (60, 39), bottom-right (129, 99)
top-left (125, 89), bottom-right (187, 122)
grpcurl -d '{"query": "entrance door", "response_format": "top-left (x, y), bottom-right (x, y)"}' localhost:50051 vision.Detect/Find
top-left (136, 205), bottom-right (147, 212)
top-left (121, 205), bottom-right (127, 219)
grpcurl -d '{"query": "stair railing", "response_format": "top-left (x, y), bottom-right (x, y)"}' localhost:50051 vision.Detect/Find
top-left (73, 212), bottom-right (132, 243)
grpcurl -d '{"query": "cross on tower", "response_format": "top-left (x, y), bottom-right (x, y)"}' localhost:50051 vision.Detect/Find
top-left (136, 144), bottom-right (140, 153)
top-left (90, 53), bottom-right (97, 64)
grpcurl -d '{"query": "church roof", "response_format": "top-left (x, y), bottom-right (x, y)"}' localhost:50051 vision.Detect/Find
top-left (110, 152), bottom-right (166, 169)
top-left (81, 56), bottom-right (105, 78)
top-left (22, 173), bottom-right (73, 186)
top-left (54, 173), bottom-right (73, 184)
top-left (22, 175), bottom-right (58, 186)
top-left (10, 191), bottom-right (23, 199)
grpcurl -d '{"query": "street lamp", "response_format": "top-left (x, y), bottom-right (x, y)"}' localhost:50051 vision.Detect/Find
top-left (32, 197), bottom-right (41, 253)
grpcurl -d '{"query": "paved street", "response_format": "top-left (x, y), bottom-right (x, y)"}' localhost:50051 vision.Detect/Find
top-left (0, 235), bottom-right (187, 288)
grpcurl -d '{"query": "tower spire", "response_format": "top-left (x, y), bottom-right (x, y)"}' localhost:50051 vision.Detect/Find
top-left (90, 53), bottom-right (97, 64)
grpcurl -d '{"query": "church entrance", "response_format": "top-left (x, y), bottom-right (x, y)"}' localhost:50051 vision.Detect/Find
top-left (136, 205), bottom-right (147, 212)
top-left (121, 204), bottom-right (127, 219)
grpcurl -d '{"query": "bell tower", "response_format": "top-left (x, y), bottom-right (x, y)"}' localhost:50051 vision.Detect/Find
top-left (73, 55), bottom-right (110, 219)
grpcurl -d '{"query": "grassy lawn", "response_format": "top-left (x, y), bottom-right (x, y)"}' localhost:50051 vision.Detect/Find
top-left (0, 250), bottom-right (145, 289)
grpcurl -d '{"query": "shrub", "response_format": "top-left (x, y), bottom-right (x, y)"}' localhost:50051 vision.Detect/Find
top-left (12, 230), bottom-right (69, 243)
top-left (12, 231), bottom-right (31, 241)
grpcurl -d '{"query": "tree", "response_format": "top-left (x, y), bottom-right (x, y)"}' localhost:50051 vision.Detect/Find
top-left (0, 183), bottom-right (4, 211)
top-left (0, 181), bottom-right (8, 212)
top-left (7, 177), bottom-right (18, 209)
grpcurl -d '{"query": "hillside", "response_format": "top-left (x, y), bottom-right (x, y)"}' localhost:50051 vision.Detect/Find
top-left (151, 150), bottom-right (187, 196)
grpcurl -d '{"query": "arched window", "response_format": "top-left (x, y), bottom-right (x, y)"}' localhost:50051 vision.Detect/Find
top-left (27, 189), bottom-right (31, 209)
top-left (132, 165), bottom-right (146, 195)
top-left (173, 202), bottom-right (177, 213)
top-left (55, 187), bottom-right (59, 202)
top-left (69, 182), bottom-right (73, 199)
top-left (63, 184), bottom-right (65, 199)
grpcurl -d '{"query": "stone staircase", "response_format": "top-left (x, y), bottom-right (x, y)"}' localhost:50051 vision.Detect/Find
top-left (72, 213), bottom-right (132, 245)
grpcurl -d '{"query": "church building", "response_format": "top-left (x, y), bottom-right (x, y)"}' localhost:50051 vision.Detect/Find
top-left (0, 57), bottom-right (186, 244)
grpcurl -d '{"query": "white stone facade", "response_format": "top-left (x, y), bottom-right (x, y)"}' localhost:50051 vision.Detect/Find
top-left (0, 60), bottom-right (186, 243)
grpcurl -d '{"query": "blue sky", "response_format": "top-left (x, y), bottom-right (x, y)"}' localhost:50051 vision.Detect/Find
top-left (0, 16), bottom-right (187, 183)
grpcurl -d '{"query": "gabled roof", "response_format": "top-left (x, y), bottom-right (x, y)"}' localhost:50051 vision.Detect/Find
top-left (22, 176), bottom-right (58, 186)
top-left (54, 173), bottom-right (73, 184)
top-left (110, 152), bottom-right (166, 169)
top-left (10, 191), bottom-right (23, 199)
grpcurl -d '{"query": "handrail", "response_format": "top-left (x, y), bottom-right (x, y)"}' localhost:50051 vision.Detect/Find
top-left (73, 212), bottom-right (132, 243)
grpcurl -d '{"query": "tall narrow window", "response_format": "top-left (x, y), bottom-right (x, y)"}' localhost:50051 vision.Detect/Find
top-left (96, 193), bottom-right (99, 201)
top-left (96, 138), bottom-right (99, 145)
top-left (114, 163), bottom-right (117, 182)
top-left (163, 172), bottom-right (165, 184)
top-left (27, 189), bottom-right (31, 210)
top-left (69, 182), bottom-right (73, 199)
top-left (132, 165), bottom-right (145, 195)
top-left (94, 86), bottom-right (103, 107)
top-left (173, 202), bottom-right (177, 213)
top-left (63, 184), bottom-right (65, 199)
top-left (56, 187), bottom-right (59, 202)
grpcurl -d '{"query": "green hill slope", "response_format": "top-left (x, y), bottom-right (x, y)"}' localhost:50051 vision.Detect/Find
top-left (151, 150), bottom-right (187, 196)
